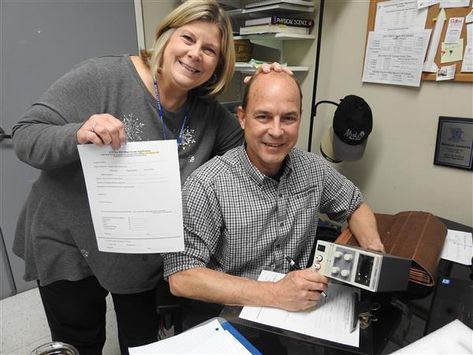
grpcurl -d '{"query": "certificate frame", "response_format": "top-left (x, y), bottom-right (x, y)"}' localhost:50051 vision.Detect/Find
top-left (433, 116), bottom-right (473, 171)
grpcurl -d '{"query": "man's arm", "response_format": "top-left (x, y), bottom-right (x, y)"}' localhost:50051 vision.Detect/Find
top-left (347, 202), bottom-right (385, 252)
top-left (168, 267), bottom-right (328, 312)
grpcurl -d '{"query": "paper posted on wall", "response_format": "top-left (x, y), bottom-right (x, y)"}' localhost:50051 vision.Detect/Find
top-left (362, 29), bottom-right (431, 87)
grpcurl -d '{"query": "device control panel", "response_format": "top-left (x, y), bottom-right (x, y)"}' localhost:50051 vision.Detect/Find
top-left (313, 241), bottom-right (411, 292)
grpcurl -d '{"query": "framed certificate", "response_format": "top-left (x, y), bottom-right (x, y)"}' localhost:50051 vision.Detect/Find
top-left (434, 116), bottom-right (473, 171)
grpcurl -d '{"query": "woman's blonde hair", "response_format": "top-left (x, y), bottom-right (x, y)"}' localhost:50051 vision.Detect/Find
top-left (140, 0), bottom-right (235, 98)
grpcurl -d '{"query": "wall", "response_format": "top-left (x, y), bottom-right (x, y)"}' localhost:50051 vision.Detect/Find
top-left (1, 0), bottom-right (139, 298)
top-left (142, 0), bottom-right (180, 48)
top-left (311, 0), bottom-right (473, 226)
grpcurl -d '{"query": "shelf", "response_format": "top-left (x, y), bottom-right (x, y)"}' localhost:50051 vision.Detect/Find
top-left (235, 62), bottom-right (309, 73)
top-left (227, 3), bottom-right (314, 17)
top-left (234, 33), bottom-right (315, 40)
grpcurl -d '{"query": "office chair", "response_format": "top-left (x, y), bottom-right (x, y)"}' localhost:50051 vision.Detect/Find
top-left (156, 278), bottom-right (183, 336)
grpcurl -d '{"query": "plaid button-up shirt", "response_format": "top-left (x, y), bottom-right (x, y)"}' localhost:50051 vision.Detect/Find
top-left (164, 145), bottom-right (363, 280)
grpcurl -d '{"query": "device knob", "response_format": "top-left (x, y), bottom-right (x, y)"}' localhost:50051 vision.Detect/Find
top-left (340, 269), bottom-right (350, 278)
top-left (334, 251), bottom-right (343, 259)
top-left (343, 254), bottom-right (353, 262)
top-left (315, 255), bottom-right (323, 262)
top-left (331, 267), bottom-right (340, 274)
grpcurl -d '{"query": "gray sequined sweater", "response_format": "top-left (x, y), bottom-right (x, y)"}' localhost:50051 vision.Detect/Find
top-left (12, 55), bottom-right (243, 293)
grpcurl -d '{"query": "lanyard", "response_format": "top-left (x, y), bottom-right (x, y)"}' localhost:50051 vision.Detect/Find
top-left (153, 80), bottom-right (188, 145)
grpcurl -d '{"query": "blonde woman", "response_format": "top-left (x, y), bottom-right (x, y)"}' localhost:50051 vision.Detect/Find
top-left (12, 1), bottom-right (262, 354)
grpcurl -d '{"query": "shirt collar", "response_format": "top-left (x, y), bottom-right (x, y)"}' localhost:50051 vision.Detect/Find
top-left (237, 145), bottom-right (294, 185)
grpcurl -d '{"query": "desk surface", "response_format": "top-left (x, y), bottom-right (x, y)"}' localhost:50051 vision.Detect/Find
top-left (220, 218), bottom-right (472, 355)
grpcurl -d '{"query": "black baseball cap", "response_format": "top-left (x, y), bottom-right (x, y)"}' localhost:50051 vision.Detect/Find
top-left (320, 95), bottom-right (373, 162)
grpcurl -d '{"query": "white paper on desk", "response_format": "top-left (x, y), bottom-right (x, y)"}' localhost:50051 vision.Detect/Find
top-left (392, 319), bottom-right (473, 354)
top-left (239, 270), bottom-right (360, 347)
top-left (441, 229), bottom-right (473, 265)
top-left (129, 319), bottom-right (251, 354)
top-left (362, 29), bottom-right (431, 87)
top-left (77, 140), bottom-right (184, 254)
top-left (375, 0), bottom-right (428, 31)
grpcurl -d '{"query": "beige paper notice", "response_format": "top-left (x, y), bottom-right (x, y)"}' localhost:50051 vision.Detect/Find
top-left (441, 39), bottom-right (464, 63)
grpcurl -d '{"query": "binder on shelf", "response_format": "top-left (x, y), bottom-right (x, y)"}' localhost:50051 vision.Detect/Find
top-left (227, 4), bottom-right (314, 16)
top-left (245, 0), bottom-right (314, 9)
top-left (245, 15), bottom-right (314, 27)
top-left (240, 24), bottom-right (309, 35)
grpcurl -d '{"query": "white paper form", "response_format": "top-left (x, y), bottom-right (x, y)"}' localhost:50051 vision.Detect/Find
top-left (441, 229), bottom-right (473, 265)
top-left (375, 0), bottom-right (428, 31)
top-left (239, 270), bottom-right (360, 347)
top-left (363, 29), bottom-right (432, 87)
top-left (77, 140), bottom-right (184, 253)
top-left (129, 319), bottom-right (251, 354)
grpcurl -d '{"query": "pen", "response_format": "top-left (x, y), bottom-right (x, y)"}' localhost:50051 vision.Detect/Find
top-left (285, 255), bottom-right (327, 298)
top-left (285, 255), bottom-right (301, 270)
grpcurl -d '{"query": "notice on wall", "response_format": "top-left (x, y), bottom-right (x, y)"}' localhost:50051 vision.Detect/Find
top-left (362, 29), bottom-right (431, 87)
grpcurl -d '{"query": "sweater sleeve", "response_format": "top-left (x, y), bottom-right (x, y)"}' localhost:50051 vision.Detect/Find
top-left (12, 59), bottom-right (102, 170)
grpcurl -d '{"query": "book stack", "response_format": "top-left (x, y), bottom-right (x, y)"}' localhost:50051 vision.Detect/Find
top-left (239, 0), bottom-right (314, 35)
top-left (245, 0), bottom-right (314, 12)
top-left (239, 16), bottom-right (314, 35)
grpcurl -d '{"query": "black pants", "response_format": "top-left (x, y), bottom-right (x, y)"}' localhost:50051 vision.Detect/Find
top-left (38, 276), bottom-right (160, 355)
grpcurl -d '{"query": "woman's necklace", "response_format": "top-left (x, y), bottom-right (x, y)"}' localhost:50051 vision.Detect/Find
top-left (153, 80), bottom-right (189, 145)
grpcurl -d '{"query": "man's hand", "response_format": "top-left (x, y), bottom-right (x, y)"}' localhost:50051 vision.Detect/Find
top-left (76, 113), bottom-right (126, 150)
top-left (244, 62), bottom-right (294, 84)
top-left (365, 239), bottom-right (385, 253)
top-left (269, 268), bottom-right (329, 311)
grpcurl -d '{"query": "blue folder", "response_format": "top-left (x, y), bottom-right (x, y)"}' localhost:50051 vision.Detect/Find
top-left (221, 319), bottom-right (262, 355)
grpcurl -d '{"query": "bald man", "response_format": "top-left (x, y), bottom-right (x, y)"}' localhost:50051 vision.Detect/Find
top-left (164, 71), bottom-right (383, 321)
